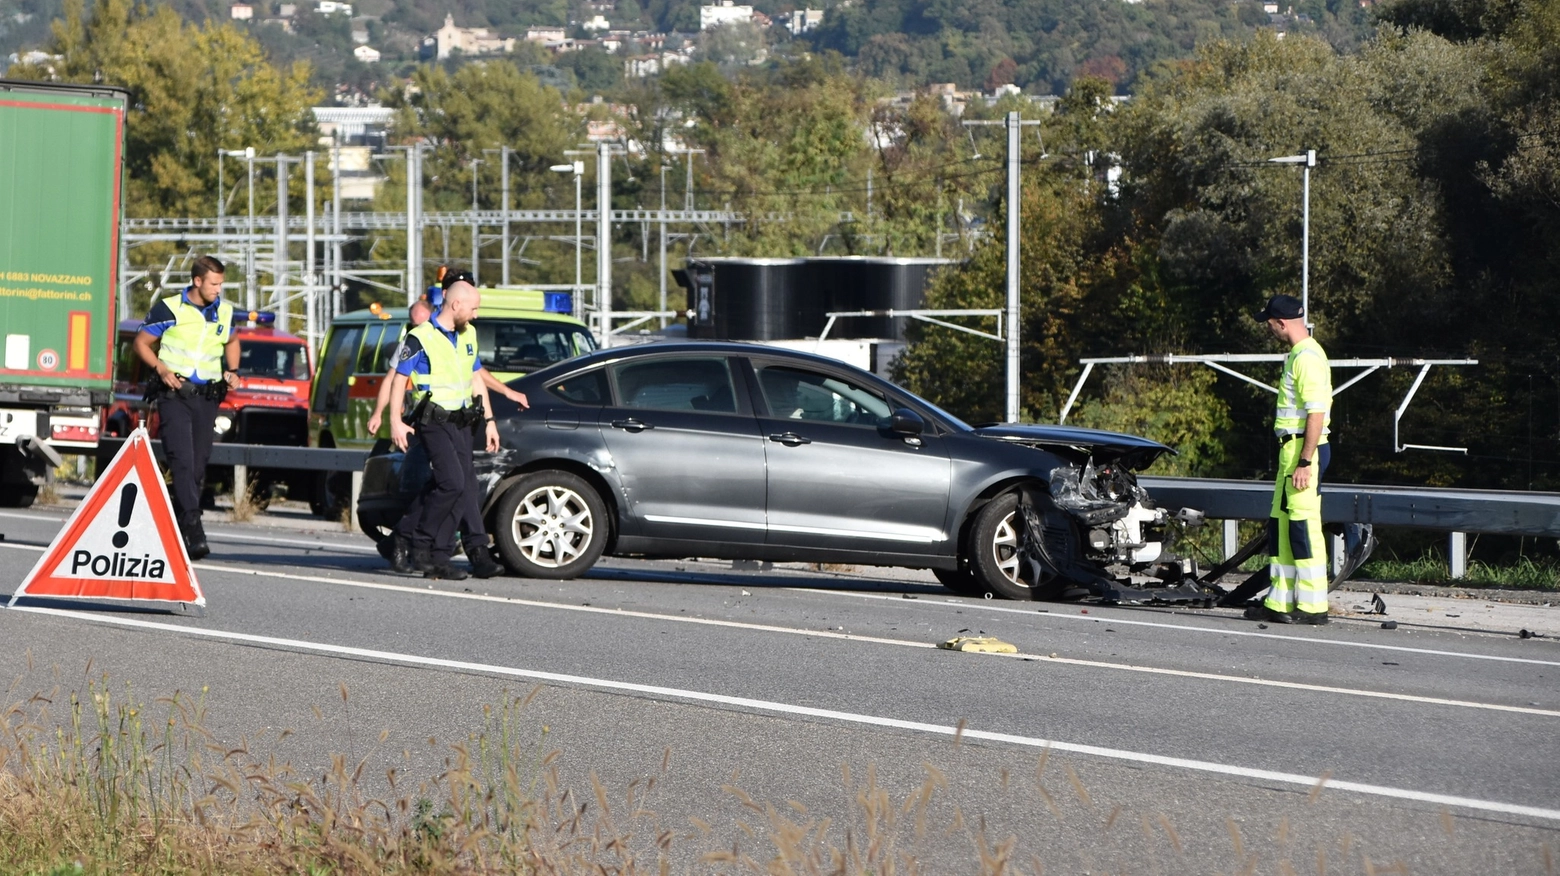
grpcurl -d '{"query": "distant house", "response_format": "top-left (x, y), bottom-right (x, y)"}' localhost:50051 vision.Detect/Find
top-left (230, 3), bottom-right (254, 19)
top-left (278, 3), bottom-right (296, 16)
top-left (525, 26), bottom-right (567, 43)
top-left (432, 13), bottom-right (516, 59)
top-left (317, 0), bottom-right (352, 14)
top-left (353, 45), bottom-right (381, 62)
top-left (582, 14), bottom-right (611, 31)
top-left (624, 54), bottom-right (659, 76)
top-left (785, 8), bottom-right (822, 34)
top-left (700, 0), bottom-right (753, 30)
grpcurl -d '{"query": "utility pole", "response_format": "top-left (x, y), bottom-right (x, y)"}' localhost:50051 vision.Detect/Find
top-left (275, 154), bottom-right (289, 332)
top-left (305, 150), bottom-right (317, 357)
top-left (332, 137), bottom-right (343, 316)
top-left (963, 112), bottom-right (1043, 422)
top-left (404, 143), bottom-right (422, 302)
top-left (245, 147), bottom-right (256, 312)
top-left (1269, 149), bottom-right (1318, 327)
top-left (597, 140), bottom-right (612, 345)
top-left (659, 163), bottom-right (668, 327)
top-left (469, 157), bottom-right (482, 284)
top-left (500, 146), bottom-right (511, 285)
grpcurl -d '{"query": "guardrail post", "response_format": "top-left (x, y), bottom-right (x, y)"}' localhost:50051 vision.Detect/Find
top-left (1449, 531), bottom-right (1467, 579)
top-left (1223, 519), bottom-right (1240, 560)
top-left (349, 470), bottom-right (362, 533)
top-left (233, 464), bottom-right (248, 512)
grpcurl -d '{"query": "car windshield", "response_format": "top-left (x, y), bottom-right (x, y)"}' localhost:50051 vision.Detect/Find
top-left (237, 340), bottom-right (309, 380)
top-left (476, 319), bottom-right (597, 372)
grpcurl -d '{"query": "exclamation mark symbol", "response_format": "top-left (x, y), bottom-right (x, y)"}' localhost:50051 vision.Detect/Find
top-left (112, 483), bottom-right (137, 549)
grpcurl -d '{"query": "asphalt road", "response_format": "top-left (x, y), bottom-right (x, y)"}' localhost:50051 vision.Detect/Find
top-left (2, 504), bottom-right (1558, 873)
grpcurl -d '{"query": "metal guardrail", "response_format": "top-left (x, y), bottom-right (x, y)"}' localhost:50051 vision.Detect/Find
top-left (1139, 477), bottom-right (1560, 537)
top-left (94, 437), bottom-right (368, 472)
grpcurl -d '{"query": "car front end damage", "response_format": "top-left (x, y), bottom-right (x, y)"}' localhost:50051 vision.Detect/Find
top-left (976, 425), bottom-right (1215, 605)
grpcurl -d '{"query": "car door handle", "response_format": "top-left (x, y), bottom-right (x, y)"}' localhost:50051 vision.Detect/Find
top-left (768, 432), bottom-right (811, 446)
top-left (611, 418), bottom-right (652, 433)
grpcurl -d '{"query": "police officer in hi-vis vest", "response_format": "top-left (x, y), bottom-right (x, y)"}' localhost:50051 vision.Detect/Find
top-left (1247, 293), bottom-right (1333, 625)
top-left (132, 255), bottom-right (240, 560)
top-left (387, 277), bottom-right (500, 580)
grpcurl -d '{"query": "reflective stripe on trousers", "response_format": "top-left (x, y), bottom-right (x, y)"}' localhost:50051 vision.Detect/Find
top-left (1266, 441), bottom-right (1332, 616)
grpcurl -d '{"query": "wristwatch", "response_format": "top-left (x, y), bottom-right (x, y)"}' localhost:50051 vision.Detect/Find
top-left (1295, 458), bottom-right (1312, 468)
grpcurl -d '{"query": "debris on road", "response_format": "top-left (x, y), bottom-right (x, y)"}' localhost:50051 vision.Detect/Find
top-left (938, 636), bottom-right (1018, 653)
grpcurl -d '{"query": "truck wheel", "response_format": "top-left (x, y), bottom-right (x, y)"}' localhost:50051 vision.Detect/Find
top-left (492, 470), bottom-right (608, 579)
top-left (0, 484), bottom-right (38, 508)
top-left (968, 492), bottom-right (1035, 600)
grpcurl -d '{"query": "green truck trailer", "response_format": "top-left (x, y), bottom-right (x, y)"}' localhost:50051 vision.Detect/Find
top-left (0, 79), bottom-right (128, 507)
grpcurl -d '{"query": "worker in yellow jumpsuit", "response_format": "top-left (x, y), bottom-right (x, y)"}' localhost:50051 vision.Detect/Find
top-left (1248, 294), bottom-right (1333, 625)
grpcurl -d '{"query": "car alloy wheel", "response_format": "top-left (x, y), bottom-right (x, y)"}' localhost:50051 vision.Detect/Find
top-left (493, 470), bottom-right (609, 579)
top-left (514, 485), bottom-right (593, 568)
top-left (968, 491), bottom-right (1036, 600)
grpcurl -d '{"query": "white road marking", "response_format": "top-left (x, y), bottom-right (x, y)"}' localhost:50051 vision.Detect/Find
top-left (6, 603), bottom-right (1560, 823)
top-left (793, 588), bottom-right (1560, 668)
top-left (3, 541), bottom-right (1554, 718)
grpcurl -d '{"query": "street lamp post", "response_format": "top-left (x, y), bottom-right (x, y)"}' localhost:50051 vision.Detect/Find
top-left (550, 161), bottom-right (585, 322)
top-left (244, 147), bottom-right (256, 312)
top-left (1269, 149), bottom-right (1317, 324)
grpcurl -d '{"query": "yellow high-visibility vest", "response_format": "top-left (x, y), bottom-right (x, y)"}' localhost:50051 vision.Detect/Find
top-left (157, 294), bottom-right (234, 382)
top-left (1274, 335), bottom-right (1332, 442)
top-left (407, 320), bottom-right (477, 409)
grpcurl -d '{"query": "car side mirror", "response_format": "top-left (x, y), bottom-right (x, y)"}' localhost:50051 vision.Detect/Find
top-left (890, 408), bottom-right (924, 436)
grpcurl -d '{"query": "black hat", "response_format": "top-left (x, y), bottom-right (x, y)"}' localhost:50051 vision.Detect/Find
top-left (1255, 294), bottom-right (1304, 321)
top-left (440, 269), bottom-right (475, 291)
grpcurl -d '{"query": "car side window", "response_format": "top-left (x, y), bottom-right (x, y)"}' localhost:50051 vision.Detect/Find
top-left (756, 364), bottom-right (892, 427)
top-left (548, 368), bottom-right (609, 405)
top-left (610, 357), bottom-right (738, 413)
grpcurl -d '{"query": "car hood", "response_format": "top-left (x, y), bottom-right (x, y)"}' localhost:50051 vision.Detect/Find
top-left (972, 424), bottom-right (1174, 471)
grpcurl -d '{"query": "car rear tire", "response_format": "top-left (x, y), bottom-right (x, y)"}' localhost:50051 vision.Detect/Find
top-left (492, 470), bottom-right (608, 579)
top-left (968, 492), bottom-right (1035, 601)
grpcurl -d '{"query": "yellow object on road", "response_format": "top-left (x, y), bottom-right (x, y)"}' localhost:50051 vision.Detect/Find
top-left (937, 636), bottom-right (1017, 653)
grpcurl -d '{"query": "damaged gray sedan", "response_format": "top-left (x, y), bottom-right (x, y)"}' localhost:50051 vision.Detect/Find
top-left (357, 342), bottom-right (1212, 602)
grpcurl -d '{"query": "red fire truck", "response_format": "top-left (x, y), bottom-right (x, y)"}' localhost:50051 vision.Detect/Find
top-left (104, 310), bottom-right (312, 504)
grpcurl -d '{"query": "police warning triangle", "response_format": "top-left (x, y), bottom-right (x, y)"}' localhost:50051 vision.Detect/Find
top-left (8, 428), bottom-right (204, 608)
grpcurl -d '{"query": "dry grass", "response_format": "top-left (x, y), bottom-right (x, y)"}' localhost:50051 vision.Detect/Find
top-left (2, 676), bottom-right (1553, 874)
top-left (227, 483), bottom-right (257, 524)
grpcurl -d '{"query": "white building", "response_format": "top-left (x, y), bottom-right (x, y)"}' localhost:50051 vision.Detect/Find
top-left (230, 3), bottom-right (254, 19)
top-left (700, 1), bottom-right (753, 30)
top-left (525, 26), bottom-right (567, 42)
top-left (582, 14), bottom-right (611, 30)
top-left (316, 0), bottom-right (352, 14)
top-left (433, 13), bottom-right (516, 59)
top-left (785, 8), bottom-right (822, 34)
top-left (353, 44), bottom-right (380, 62)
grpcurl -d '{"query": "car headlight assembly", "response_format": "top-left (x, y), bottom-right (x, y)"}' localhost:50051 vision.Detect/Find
top-left (213, 415), bottom-right (234, 435)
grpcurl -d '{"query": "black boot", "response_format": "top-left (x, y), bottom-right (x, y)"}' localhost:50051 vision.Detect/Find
top-left (407, 546), bottom-right (433, 576)
top-left (184, 522), bottom-right (210, 561)
top-left (466, 542), bottom-right (505, 579)
top-left (389, 535), bottom-right (416, 574)
top-left (424, 558), bottom-right (469, 581)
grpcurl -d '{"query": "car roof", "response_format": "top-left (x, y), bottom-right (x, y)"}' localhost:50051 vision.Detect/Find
top-left (534, 340), bottom-right (870, 372)
top-left (330, 306), bottom-right (589, 328)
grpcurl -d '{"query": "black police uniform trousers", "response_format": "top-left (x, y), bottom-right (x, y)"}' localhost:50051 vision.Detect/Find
top-left (157, 392), bottom-right (218, 533)
top-left (411, 418), bottom-right (482, 564)
top-left (393, 428), bottom-right (488, 552)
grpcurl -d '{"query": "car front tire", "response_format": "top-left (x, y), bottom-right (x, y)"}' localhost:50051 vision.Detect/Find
top-left (492, 470), bottom-right (608, 579)
top-left (968, 491), bottom-right (1035, 600)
